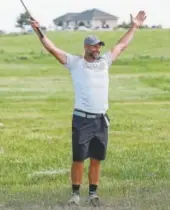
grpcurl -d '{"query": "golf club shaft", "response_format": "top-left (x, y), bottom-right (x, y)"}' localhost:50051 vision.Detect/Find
top-left (20, 0), bottom-right (44, 38)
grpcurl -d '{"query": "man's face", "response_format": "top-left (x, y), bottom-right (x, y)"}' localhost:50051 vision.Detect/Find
top-left (85, 44), bottom-right (101, 59)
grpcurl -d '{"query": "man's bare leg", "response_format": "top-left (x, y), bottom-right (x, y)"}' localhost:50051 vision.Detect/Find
top-left (68, 161), bottom-right (84, 205)
top-left (87, 158), bottom-right (101, 206)
top-left (88, 158), bottom-right (101, 194)
top-left (71, 161), bottom-right (84, 194)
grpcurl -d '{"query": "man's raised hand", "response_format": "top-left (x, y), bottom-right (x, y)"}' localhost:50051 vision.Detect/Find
top-left (130, 11), bottom-right (147, 28)
top-left (30, 20), bottom-right (40, 30)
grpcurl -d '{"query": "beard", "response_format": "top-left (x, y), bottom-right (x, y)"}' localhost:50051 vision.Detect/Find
top-left (88, 51), bottom-right (100, 59)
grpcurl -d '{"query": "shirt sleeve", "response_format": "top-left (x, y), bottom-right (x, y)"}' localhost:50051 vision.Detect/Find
top-left (64, 53), bottom-right (77, 70)
top-left (102, 51), bottom-right (113, 67)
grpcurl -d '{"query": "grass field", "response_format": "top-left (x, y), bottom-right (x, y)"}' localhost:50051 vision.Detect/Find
top-left (0, 29), bottom-right (170, 210)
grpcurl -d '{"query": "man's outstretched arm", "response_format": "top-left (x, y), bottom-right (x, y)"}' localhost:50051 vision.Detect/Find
top-left (30, 20), bottom-right (67, 65)
top-left (110, 11), bottom-right (147, 61)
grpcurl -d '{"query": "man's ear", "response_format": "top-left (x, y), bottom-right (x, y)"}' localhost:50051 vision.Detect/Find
top-left (85, 46), bottom-right (88, 51)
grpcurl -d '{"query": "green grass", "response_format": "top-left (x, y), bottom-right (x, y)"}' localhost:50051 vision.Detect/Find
top-left (0, 29), bottom-right (170, 209)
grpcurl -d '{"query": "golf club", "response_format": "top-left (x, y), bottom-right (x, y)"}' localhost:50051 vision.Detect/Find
top-left (20, 0), bottom-right (44, 38)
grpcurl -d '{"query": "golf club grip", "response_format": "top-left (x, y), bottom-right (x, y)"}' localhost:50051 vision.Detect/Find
top-left (36, 28), bottom-right (44, 39)
top-left (30, 16), bottom-right (44, 38)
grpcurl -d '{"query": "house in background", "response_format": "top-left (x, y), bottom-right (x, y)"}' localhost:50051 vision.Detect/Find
top-left (53, 8), bottom-right (119, 30)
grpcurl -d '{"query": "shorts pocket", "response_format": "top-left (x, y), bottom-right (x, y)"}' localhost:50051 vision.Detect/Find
top-left (72, 115), bottom-right (87, 130)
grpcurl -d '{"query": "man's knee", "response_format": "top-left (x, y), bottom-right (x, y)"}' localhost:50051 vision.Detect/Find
top-left (72, 161), bottom-right (84, 166)
top-left (90, 158), bottom-right (101, 166)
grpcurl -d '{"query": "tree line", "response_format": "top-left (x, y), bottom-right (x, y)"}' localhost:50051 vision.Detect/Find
top-left (0, 11), bottom-right (163, 34)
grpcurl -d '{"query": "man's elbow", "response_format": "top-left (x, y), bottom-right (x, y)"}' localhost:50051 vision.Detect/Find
top-left (118, 43), bottom-right (128, 51)
top-left (121, 44), bottom-right (128, 52)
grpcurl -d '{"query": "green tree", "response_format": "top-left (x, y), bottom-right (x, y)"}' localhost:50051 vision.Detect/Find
top-left (16, 11), bottom-right (30, 30)
top-left (57, 21), bottom-right (63, 27)
top-left (117, 21), bottom-right (150, 29)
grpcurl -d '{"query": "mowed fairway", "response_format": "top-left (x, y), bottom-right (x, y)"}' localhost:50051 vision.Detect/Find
top-left (0, 29), bottom-right (170, 210)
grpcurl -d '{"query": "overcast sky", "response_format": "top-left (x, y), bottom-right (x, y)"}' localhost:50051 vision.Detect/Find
top-left (0, 0), bottom-right (169, 32)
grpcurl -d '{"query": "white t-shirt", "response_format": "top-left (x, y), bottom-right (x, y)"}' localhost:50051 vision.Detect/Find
top-left (64, 51), bottom-right (113, 114)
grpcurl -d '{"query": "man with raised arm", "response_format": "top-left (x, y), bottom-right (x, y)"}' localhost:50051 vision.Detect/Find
top-left (30, 11), bottom-right (146, 207)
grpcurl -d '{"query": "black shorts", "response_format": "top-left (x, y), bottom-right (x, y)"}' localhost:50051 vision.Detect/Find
top-left (71, 109), bottom-right (110, 161)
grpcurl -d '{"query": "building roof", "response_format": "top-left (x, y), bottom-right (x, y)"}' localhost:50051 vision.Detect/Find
top-left (53, 13), bottom-right (78, 23)
top-left (76, 9), bottom-right (118, 21)
top-left (54, 9), bottom-right (118, 22)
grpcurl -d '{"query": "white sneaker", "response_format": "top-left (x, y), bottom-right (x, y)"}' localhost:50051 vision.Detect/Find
top-left (68, 193), bottom-right (80, 206)
top-left (88, 194), bottom-right (101, 207)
